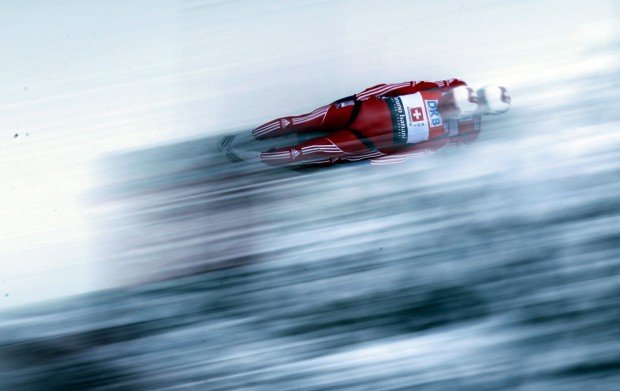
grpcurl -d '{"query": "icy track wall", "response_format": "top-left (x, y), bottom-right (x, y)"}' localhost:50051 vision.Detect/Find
top-left (1, 1), bottom-right (620, 390)
top-left (2, 68), bottom-right (620, 390)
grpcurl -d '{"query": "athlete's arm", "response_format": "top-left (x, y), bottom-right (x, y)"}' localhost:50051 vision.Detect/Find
top-left (447, 115), bottom-right (482, 146)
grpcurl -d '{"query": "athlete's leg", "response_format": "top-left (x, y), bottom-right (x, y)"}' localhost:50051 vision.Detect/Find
top-left (252, 96), bottom-right (357, 140)
top-left (259, 128), bottom-right (378, 166)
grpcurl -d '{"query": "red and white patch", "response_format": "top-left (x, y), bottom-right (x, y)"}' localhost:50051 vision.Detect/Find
top-left (409, 107), bottom-right (424, 122)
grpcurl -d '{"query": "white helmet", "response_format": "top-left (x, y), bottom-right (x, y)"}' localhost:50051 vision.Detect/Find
top-left (451, 86), bottom-right (479, 115)
top-left (477, 85), bottom-right (511, 114)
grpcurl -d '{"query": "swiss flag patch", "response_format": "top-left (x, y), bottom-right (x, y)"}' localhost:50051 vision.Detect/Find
top-left (410, 107), bottom-right (424, 122)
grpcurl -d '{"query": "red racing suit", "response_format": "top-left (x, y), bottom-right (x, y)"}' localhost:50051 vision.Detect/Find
top-left (253, 78), bottom-right (480, 166)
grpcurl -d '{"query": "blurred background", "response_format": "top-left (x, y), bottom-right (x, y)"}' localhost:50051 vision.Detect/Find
top-left (1, 0), bottom-right (619, 389)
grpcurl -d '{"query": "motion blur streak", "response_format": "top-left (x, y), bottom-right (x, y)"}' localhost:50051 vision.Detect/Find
top-left (1, 0), bottom-right (620, 390)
